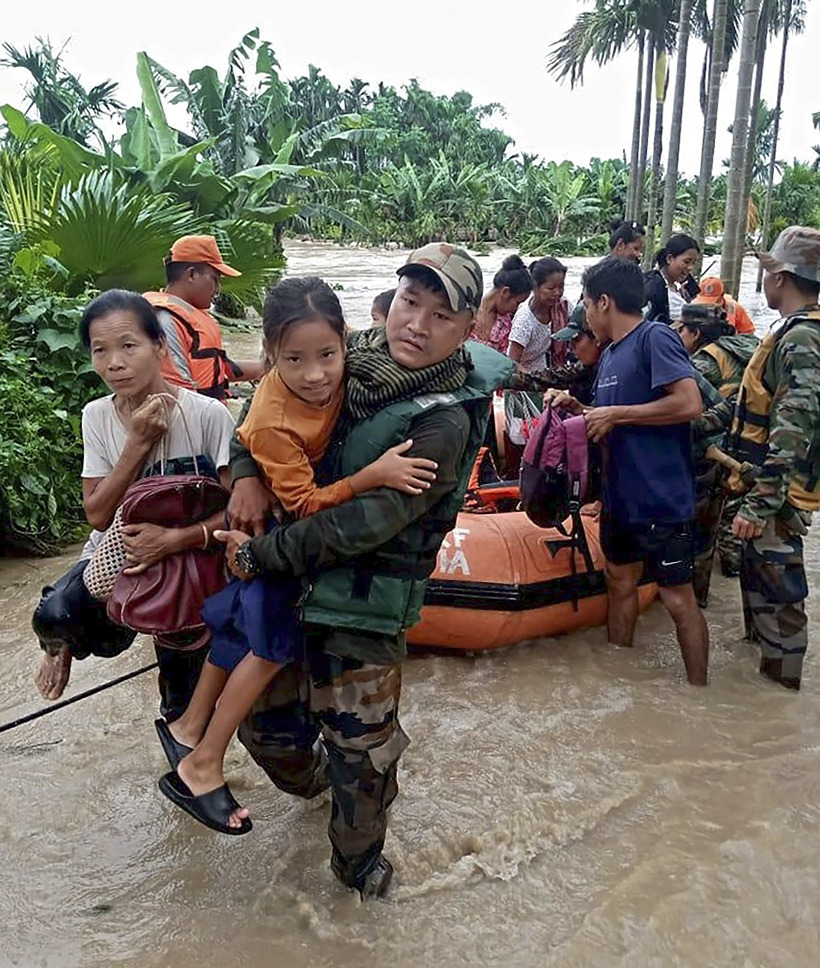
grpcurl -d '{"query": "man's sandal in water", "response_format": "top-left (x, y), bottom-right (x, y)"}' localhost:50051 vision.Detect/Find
top-left (158, 771), bottom-right (253, 836)
top-left (154, 719), bottom-right (193, 772)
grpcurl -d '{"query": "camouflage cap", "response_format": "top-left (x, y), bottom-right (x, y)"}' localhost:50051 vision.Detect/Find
top-left (397, 242), bottom-right (483, 314)
top-left (553, 302), bottom-right (588, 341)
top-left (678, 302), bottom-right (733, 341)
top-left (757, 226), bottom-right (820, 282)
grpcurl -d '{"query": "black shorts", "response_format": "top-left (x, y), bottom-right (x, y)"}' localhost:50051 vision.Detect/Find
top-left (601, 515), bottom-right (694, 587)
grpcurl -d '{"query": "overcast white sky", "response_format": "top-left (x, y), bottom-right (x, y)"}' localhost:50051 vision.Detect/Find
top-left (2, 0), bottom-right (818, 177)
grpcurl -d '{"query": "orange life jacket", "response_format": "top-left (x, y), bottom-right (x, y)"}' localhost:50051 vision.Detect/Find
top-left (724, 298), bottom-right (756, 335)
top-left (144, 292), bottom-right (239, 401)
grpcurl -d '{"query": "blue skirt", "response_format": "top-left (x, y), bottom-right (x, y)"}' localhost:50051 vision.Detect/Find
top-left (202, 575), bottom-right (303, 672)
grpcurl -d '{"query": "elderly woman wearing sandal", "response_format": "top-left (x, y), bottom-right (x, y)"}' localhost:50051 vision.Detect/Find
top-left (33, 289), bottom-right (235, 720)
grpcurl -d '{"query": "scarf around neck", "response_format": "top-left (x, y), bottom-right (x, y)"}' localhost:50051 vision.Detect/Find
top-left (345, 327), bottom-right (471, 420)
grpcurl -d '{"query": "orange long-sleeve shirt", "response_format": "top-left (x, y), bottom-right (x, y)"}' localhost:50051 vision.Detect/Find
top-left (726, 297), bottom-right (756, 335)
top-left (237, 370), bottom-right (354, 519)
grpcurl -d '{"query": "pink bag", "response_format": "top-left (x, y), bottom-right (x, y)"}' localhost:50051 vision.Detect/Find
top-left (520, 403), bottom-right (589, 529)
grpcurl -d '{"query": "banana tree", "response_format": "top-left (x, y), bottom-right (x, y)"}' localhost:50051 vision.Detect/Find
top-left (136, 30), bottom-right (290, 176)
top-left (542, 161), bottom-right (600, 237)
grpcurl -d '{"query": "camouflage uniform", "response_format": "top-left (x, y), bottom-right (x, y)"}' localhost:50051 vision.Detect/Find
top-left (690, 334), bottom-right (759, 578)
top-left (735, 317), bottom-right (820, 687)
top-left (733, 227), bottom-right (820, 688)
top-left (740, 511), bottom-right (809, 685)
top-left (237, 637), bottom-right (408, 887)
top-left (691, 372), bottom-right (724, 606)
top-left (233, 393), bottom-right (473, 888)
top-left (541, 302), bottom-right (600, 405)
top-left (231, 242), bottom-right (489, 893)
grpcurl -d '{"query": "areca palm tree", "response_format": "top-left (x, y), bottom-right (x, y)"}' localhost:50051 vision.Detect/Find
top-left (721, 0), bottom-right (761, 295)
top-left (693, 0), bottom-right (730, 246)
top-left (1, 38), bottom-right (123, 149)
top-left (756, 0), bottom-right (806, 289)
top-left (547, 0), bottom-right (679, 224)
top-left (627, 32), bottom-right (646, 218)
top-left (547, 0), bottom-right (649, 219)
top-left (725, 0), bottom-right (773, 287)
top-left (661, 0), bottom-right (695, 240)
top-left (635, 36), bottom-right (656, 219)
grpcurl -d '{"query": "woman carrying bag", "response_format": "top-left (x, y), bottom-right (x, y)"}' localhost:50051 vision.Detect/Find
top-left (33, 290), bottom-right (235, 719)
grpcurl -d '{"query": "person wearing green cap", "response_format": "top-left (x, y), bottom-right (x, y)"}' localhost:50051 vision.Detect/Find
top-left (726, 226), bottom-right (820, 689)
top-left (219, 243), bottom-right (513, 898)
top-left (545, 303), bottom-right (609, 406)
top-left (676, 304), bottom-right (760, 596)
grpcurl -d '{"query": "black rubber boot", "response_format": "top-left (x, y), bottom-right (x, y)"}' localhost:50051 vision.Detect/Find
top-left (759, 656), bottom-right (801, 691)
top-left (331, 850), bottom-right (394, 900)
top-left (720, 559), bottom-right (741, 578)
top-left (358, 856), bottom-right (394, 899)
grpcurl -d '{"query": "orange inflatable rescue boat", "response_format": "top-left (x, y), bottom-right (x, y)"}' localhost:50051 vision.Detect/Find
top-left (408, 483), bottom-right (657, 653)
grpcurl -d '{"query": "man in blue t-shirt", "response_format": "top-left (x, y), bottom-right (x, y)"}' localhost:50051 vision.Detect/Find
top-left (582, 257), bottom-right (709, 685)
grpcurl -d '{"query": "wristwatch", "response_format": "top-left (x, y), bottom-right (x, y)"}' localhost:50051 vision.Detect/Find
top-left (234, 540), bottom-right (263, 578)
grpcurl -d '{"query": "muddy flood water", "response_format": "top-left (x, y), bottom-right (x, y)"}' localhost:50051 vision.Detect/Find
top-left (2, 244), bottom-right (819, 968)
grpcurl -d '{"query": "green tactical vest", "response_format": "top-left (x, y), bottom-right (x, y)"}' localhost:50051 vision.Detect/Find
top-left (302, 341), bottom-right (515, 637)
top-left (697, 333), bottom-right (759, 398)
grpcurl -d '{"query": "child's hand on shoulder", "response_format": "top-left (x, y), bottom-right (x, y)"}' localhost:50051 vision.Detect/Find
top-left (370, 439), bottom-right (439, 496)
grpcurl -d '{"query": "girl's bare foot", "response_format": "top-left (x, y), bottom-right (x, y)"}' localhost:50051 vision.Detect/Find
top-left (34, 648), bottom-right (72, 700)
top-left (177, 752), bottom-right (250, 829)
top-left (167, 717), bottom-right (204, 750)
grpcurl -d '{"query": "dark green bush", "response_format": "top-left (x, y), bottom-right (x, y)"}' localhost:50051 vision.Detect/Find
top-left (0, 276), bottom-right (102, 552)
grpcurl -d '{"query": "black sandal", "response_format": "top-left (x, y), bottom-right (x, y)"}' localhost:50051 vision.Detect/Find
top-left (154, 719), bottom-right (193, 771)
top-left (158, 770), bottom-right (253, 836)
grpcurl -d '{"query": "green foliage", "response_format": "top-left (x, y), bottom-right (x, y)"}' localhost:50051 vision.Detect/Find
top-left (2, 29), bottom-right (820, 559)
top-left (0, 365), bottom-right (86, 550)
top-left (1, 37), bottom-right (123, 149)
top-left (0, 267), bottom-right (102, 552)
top-left (767, 161), bottom-right (820, 244)
top-left (37, 170), bottom-right (201, 293)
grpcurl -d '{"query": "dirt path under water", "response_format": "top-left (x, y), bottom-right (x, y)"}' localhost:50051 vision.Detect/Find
top-left (2, 245), bottom-right (819, 968)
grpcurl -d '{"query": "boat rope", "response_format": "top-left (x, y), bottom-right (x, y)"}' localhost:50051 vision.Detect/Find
top-left (0, 661), bottom-right (158, 735)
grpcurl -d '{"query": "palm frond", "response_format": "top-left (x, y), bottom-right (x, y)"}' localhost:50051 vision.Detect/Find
top-left (35, 170), bottom-right (200, 291)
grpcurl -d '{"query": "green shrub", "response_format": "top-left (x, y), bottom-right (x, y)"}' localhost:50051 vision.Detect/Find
top-left (0, 359), bottom-right (87, 551)
top-left (0, 276), bottom-right (101, 552)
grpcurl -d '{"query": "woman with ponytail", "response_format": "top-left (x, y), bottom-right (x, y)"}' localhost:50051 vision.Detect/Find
top-left (471, 254), bottom-right (533, 354)
top-left (608, 219), bottom-right (646, 263)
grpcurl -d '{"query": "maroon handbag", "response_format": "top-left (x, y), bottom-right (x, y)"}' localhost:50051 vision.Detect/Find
top-left (106, 474), bottom-right (228, 639)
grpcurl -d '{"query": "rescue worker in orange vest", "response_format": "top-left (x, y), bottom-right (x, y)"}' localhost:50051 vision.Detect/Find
top-left (144, 236), bottom-right (265, 401)
top-left (692, 277), bottom-right (756, 335)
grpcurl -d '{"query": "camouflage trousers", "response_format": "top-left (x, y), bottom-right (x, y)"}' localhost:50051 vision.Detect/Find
top-left (693, 464), bottom-right (724, 607)
top-left (740, 514), bottom-right (809, 685)
top-left (716, 493), bottom-right (744, 575)
top-left (237, 636), bottom-right (409, 889)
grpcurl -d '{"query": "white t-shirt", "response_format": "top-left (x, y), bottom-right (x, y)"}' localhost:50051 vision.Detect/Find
top-left (508, 300), bottom-right (553, 373)
top-left (79, 388), bottom-right (234, 559)
top-left (668, 287), bottom-right (686, 322)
